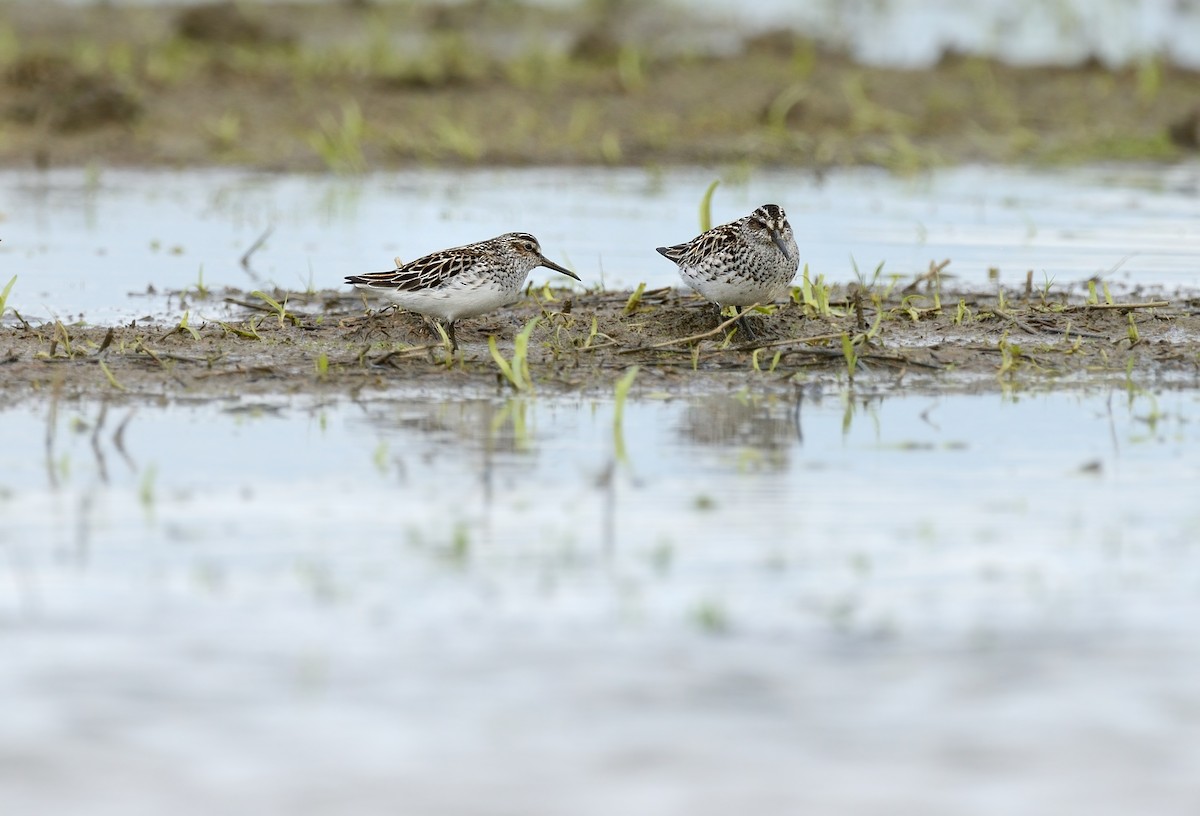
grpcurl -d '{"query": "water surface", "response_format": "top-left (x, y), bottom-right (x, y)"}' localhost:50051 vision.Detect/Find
top-left (2, 385), bottom-right (1199, 813)
top-left (3, 163), bottom-right (1198, 322)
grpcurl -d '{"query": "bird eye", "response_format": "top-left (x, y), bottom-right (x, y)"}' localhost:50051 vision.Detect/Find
top-left (523, 241), bottom-right (536, 251)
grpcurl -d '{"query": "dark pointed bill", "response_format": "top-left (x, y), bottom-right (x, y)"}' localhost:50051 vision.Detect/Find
top-left (770, 230), bottom-right (793, 262)
top-left (540, 255), bottom-right (581, 281)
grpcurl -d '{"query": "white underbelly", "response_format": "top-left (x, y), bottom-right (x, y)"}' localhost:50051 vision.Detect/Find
top-left (686, 274), bottom-right (788, 307)
top-left (363, 282), bottom-right (518, 321)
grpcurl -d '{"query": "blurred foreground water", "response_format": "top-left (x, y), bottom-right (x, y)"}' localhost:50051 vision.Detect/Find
top-left (1, 385), bottom-right (1200, 814)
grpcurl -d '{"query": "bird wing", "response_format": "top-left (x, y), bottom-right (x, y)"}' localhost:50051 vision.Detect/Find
top-left (345, 245), bottom-right (487, 291)
top-left (656, 224), bottom-right (738, 267)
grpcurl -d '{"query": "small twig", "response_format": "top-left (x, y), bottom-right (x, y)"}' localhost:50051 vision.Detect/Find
top-left (371, 345), bottom-right (441, 366)
top-left (993, 308), bottom-right (1109, 339)
top-left (778, 346), bottom-right (943, 370)
top-left (621, 304), bottom-right (764, 353)
top-left (736, 331), bottom-right (846, 353)
top-left (1066, 300), bottom-right (1169, 312)
top-left (902, 258), bottom-right (951, 293)
top-left (224, 297), bottom-right (277, 313)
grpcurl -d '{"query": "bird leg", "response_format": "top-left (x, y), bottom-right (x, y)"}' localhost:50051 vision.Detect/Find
top-left (734, 307), bottom-right (758, 340)
top-left (444, 320), bottom-right (458, 353)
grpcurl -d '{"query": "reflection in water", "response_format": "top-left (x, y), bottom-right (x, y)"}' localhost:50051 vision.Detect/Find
top-left (676, 391), bottom-right (801, 470)
top-left (356, 397), bottom-right (535, 458)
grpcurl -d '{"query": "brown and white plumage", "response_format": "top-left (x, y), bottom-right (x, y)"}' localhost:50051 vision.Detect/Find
top-left (657, 204), bottom-right (799, 337)
top-left (346, 232), bottom-right (578, 350)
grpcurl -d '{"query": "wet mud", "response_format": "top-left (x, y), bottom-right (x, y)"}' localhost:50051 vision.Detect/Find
top-left (3, 282), bottom-right (1197, 408)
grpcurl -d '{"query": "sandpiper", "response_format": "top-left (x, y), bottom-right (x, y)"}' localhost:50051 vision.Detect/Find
top-left (346, 232), bottom-right (579, 351)
top-left (656, 204), bottom-right (799, 338)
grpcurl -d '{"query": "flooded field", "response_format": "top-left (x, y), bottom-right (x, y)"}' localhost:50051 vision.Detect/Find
top-left (4, 163), bottom-right (1200, 321)
top-left (3, 385), bottom-right (1200, 814)
top-left (3, 159), bottom-right (1200, 813)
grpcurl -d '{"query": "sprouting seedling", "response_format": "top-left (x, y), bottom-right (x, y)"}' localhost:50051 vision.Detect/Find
top-left (220, 318), bottom-right (263, 340)
top-left (49, 320), bottom-right (75, 358)
top-left (168, 310), bottom-right (200, 341)
top-left (840, 332), bottom-right (858, 380)
top-left (1040, 272), bottom-right (1056, 303)
top-left (98, 359), bottom-right (126, 392)
top-left (751, 348), bottom-right (782, 373)
top-left (315, 352), bottom-right (330, 379)
top-left (431, 321), bottom-right (455, 360)
top-left (623, 282), bottom-right (646, 315)
top-left (251, 290), bottom-right (299, 326)
top-left (1126, 313), bottom-right (1140, 345)
top-left (849, 256), bottom-right (886, 291)
top-left (997, 332), bottom-right (1023, 377)
top-left (582, 316), bottom-right (599, 349)
top-left (488, 316), bottom-right (540, 391)
top-left (699, 179), bottom-right (720, 232)
top-left (192, 265), bottom-right (209, 298)
top-left (793, 265), bottom-right (832, 317)
top-left (0, 275), bottom-right (17, 319)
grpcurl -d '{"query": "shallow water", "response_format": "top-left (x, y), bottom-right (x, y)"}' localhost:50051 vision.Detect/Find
top-left (3, 162), bottom-right (1199, 322)
top-left (2, 385), bottom-right (1200, 813)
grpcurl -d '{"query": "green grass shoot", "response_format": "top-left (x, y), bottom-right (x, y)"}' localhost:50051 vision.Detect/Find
top-left (220, 318), bottom-right (262, 340)
top-left (1126, 313), bottom-right (1140, 344)
top-left (0, 275), bottom-right (16, 318)
top-left (840, 332), bottom-right (858, 379)
top-left (489, 316), bottom-right (539, 391)
top-left (174, 311), bottom-right (200, 341)
top-left (794, 265), bottom-right (832, 317)
top-left (699, 179), bottom-right (720, 232)
top-left (192, 265), bottom-right (209, 298)
top-left (315, 352), bottom-right (330, 378)
top-left (623, 282), bottom-right (646, 315)
top-left (430, 321), bottom-right (455, 359)
top-left (98, 359), bottom-right (126, 391)
top-left (252, 290), bottom-right (299, 326)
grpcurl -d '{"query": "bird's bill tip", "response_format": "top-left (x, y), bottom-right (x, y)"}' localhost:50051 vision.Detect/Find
top-left (541, 256), bottom-right (581, 281)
